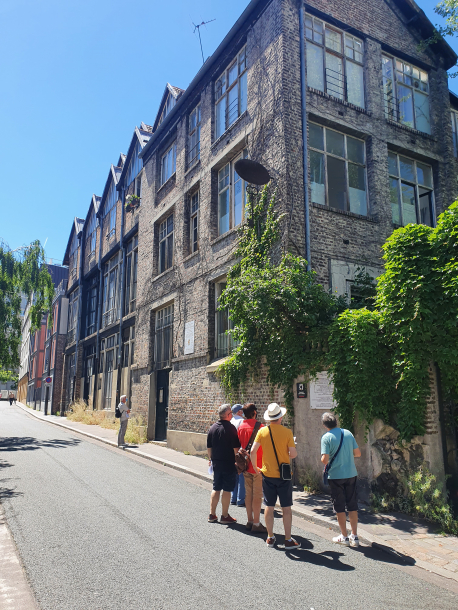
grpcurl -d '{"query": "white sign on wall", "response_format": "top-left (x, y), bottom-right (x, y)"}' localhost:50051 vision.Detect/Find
top-left (184, 321), bottom-right (195, 355)
top-left (310, 372), bottom-right (337, 410)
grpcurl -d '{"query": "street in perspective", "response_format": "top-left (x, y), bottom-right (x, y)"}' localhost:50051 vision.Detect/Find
top-left (2, 0), bottom-right (458, 608)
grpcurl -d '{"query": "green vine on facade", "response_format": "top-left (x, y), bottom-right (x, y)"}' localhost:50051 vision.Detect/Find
top-left (0, 239), bottom-right (54, 373)
top-left (217, 185), bottom-right (458, 442)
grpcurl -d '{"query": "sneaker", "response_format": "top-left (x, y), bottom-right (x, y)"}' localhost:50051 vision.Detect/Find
top-left (208, 514), bottom-right (218, 523)
top-left (230, 501), bottom-right (237, 505)
top-left (220, 514), bottom-right (237, 524)
top-left (333, 534), bottom-right (350, 546)
top-left (284, 538), bottom-right (301, 550)
top-left (349, 534), bottom-right (359, 548)
top-left (245, 521), bottom-right (253, 530)
top-left (251, 523), bottom-right (268, 534)
top-left (266, 536), bottom-right (276, 548)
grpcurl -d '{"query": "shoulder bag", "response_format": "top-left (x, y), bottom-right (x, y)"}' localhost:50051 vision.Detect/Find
top-left (235, 422), bottom-right (261, 475)
top-left (323, 429), bottom-right (344, 486)
top-left (268, 426), bottom-right (292, 481)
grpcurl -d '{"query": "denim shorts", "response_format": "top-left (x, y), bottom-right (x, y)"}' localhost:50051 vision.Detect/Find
top-left (262, 475), bottom-right (293, 507)
top-left (213, 468), bottom-right (237, 492)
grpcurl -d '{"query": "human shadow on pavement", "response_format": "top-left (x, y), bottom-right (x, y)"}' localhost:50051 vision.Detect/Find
top-left (352, 543), bottom-right (416, 566)
top-left (285, 547), bottom-right (355, 571)
top-left (0, 436), bottom-right (81, 452)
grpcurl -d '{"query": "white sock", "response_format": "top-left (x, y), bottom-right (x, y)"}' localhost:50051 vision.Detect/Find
top-left (253, 522), bottom-right (260, 527)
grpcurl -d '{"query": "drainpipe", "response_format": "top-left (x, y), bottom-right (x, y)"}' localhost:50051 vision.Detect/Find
top-left (299, 6), bottom-right (311, 271)
top-left (116, 186), bottom-right (127, 405)
top-left (93, 211), bottom-right (104, 410)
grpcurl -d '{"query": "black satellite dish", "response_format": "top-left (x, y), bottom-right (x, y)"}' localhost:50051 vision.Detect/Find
top-left (234, 159), bottom-right (270, 185)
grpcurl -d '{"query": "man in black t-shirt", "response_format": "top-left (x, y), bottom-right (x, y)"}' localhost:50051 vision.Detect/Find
top-left (207, 404), bottom-right (240, 524)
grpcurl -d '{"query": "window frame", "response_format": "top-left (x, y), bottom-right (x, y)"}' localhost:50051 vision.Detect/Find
top-left (305, 13), bottom-right (365, 108)
top-left (158, 214), bottom-right (174, 274)
top-left (190, 191), bottom-right (199, 253)
top-left (154, 304), bottom-right (174, 369)
top-left (188, 104), bottom-right (201, 168)
top-left (214, 281), bottom-right (237, 359)
top-left (388, 151), bottom-right (435, 227)
top-left (124, 235), bottom-right (139, 315)
top-left (86, 211), bottom-right (97, 260)
top-left (217, 149), bottom-right (248, 236)
top-left (382, 54), bottom-right (430, 133)
top-left (85, 282), bottom-right (98, 337)
top-left (104, 180), bottom-right (118, 238)
top-left (102, 253), bottom-right (120, 328)
top-left (451, 110), bottom-right (458, 157)
top-left (160, 143), bottom-right (177, 185)
top-left (309, 123), bottom-right (368, 216)
top-left (215, 46), bottom-right (247, 139)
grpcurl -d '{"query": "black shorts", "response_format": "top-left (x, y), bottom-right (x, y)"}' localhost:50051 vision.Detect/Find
top-left (328, 476), bottom-right (358, 513)
top-left (262, 475), bottom-right (293, 507)
top-left (213, 468), bottom-right (237, 492)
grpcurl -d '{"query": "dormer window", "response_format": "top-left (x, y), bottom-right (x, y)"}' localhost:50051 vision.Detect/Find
top-left (158, 93), bottom-right (177, 127)
top-left (104, 180), bottom-right (118, 237)
top-left (86, 211), bottom-right (97, 259)
top-left (69, 232), bottom-right (79, 279)
top-left (215, 47), bottom-right (247, 139)
top-left (126, 140), bottom-right (143, 199)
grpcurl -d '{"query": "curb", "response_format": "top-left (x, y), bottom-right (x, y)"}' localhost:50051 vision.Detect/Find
top-left (15, 403), bottom-right (451, 578)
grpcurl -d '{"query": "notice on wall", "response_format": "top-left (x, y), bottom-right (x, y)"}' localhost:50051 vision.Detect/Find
top-left (309, 372), bottom-right (337, 410)
top-left (184, 321), bottom-right (195, 355)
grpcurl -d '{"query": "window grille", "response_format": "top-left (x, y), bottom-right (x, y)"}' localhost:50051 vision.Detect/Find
top-left (155, 305), bottom-right (174, 369)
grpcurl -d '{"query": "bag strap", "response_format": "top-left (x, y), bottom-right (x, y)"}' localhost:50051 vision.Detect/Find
top-left (244, 422), bottom-right (261, 452)
top-left (268, 426), bottom-right (281, 470)
top-left (327, 429), bottom-right (344, 472)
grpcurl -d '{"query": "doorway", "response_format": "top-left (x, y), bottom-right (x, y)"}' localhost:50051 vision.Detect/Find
top-left (155, 369), bottom-right (169, 441)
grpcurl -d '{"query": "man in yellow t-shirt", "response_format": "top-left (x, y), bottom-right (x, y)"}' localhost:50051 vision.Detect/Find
top-left (250, 403), bottom-right (299, 550)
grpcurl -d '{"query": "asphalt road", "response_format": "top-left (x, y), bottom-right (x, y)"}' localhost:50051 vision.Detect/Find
top-left (1, 401), bottom-right (457, 610)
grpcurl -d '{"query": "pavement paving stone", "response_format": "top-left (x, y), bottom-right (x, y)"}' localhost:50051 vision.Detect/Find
top-left (14, 401), bottom-right (458, 585)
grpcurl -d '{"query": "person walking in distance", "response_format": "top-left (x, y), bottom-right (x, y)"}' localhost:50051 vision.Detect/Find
top-left (8, 391), bottom-right (15, 406)
top-left (237, 403), bottom-right (266, 533)
top-left (250, 403), bottom-right (299, 550)
top-left (321, 412), bottom-right (361, 547)
top-left (207, 404), bottom-right (240, 525)
top-left (117, 395), bottom-right (130, 448)
top-left (230, 403), bottom-right (246, 507)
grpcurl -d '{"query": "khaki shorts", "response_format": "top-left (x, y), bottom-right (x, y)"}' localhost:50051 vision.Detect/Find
top-left (243, 471), bottom-right (263, 500)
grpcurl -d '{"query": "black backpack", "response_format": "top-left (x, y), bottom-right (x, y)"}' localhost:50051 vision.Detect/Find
top-left (115, 404), bottom-right (122, 418)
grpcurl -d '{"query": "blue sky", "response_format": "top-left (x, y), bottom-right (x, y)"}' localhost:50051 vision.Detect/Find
top-left (1, 0), bottom-right (455, 262)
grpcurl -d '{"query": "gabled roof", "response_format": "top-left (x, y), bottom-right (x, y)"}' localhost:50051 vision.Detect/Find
top-left (98, 162), bottom-right (123, 218)
top-left (152, 83), bottom-right (185, 132)
top-left (63, 217), bottom-right (85, 265)
top-left (117, 125), bottom-right (153, 189)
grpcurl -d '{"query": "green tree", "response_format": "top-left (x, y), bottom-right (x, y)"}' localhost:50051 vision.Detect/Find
top-left (0, 239), bottom-right (54, 375)
top-left (422, 1), bottom-right (458, 76)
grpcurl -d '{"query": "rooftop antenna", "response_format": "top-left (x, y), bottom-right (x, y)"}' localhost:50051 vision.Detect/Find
top-left (193, 19), bottom-right (216, 64)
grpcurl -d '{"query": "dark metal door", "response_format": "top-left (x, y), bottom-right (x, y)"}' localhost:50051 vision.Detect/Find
top-left (155, 369), bottom-right (169, 441)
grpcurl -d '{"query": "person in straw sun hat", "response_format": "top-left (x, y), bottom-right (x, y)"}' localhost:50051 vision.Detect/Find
top-left (250, 403), bottom-right (299, 550)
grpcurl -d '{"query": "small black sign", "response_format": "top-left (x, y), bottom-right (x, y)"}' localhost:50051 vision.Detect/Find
top-left (297, 383), bottom-right (307, 398)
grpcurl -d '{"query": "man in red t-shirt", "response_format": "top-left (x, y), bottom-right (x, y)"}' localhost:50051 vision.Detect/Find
top-left (237, 403), bottom-right (267, 533)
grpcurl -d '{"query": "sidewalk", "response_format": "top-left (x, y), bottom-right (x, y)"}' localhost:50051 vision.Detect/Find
top-left (16, 402), bottom-right (458, 583)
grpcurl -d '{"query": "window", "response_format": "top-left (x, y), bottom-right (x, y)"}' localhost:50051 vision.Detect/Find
top-left (382, 55), bottom-right (430, 134)
top-left (452, 111), bottom-right (458, 157)
top-left (159, 215), bottom-right (174, 273)
top-left (188, 104), bottom-right (201, 167)
top-left (126, 140), bottom-right (143, 188)
top-left (155, 305), bottom-right (173, 369)
top-left (85, 283), bottom-right (97, 336)
top-left (305, 14), bottom-right (364, 108)
top-left (67, 289), bottom-right (79, 344)
top-left (309, 123), bottom-right (367, 215)
top-left (124, 235), bottom-right (138, 315)
top-left (215, 282), bottom-right (236, 359)
top-left (158, 93), bottom-right (177, 127)
top-left (69, 232), bottom-right (79, 280)
top-left (102, 253), bottom-right (119, 327)
top-left (87, 211), bottom-right (97, 260)
top-left (122, 326), bottom-right (135, 369)
top-left (161, 143), bottom-right (177, 185)
top-left (215, 47), bottom-right (247, 139)
top-left (50, 338), bottom-right (56, 370)
top-left (52, 303), bottom-right (59, 335)
top-left (100, 334), bottom-right (118, 409)
top-left (66, 353), bottom-right (76, 406)
top-left (388, 152), bottom-right (434, 227)
top-left (218, 149), bottom-right (248, 235)
top-left (190, 191), bottom-right (199, 253)
top-left (104, 180), bottom-right (118, 238)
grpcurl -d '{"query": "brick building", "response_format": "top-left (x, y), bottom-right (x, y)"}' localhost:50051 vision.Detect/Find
top-left (61, 125), bottom-right (152, 413)
top-left (59, 0), bottom-right (458, 492)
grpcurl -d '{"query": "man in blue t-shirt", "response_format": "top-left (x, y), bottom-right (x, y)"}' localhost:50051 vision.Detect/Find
top-left (320, 412), bottom-right (361, 547)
